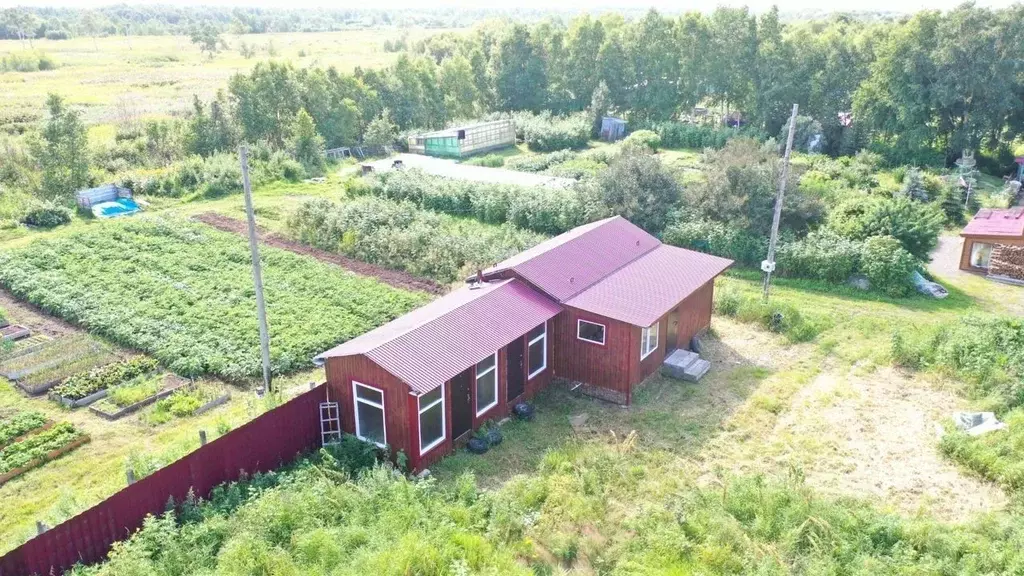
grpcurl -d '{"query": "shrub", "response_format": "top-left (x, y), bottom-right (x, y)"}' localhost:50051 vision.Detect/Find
top-left (859, 236), bottom-right (918, 297)
top-left (517, 112), bottom-right (591, 152)
top-left (504, 149), bottom-right (577, 173)
top-left (589, 149), bottom-right (681, 234)
top-left (622, 129), bottom-right (661, 152)
top-left (0, 51), bottom-right (57, 73)
top-left (649, 121), bottom-right (766, 150)
top-left (827, 196), bottom-right (944, 260)
top-left (462, 154), bottom-right (506, 168)
top-left (21, 204), bottom-right (71, 229)
top-left (776, 230), bottom-right (862, 284)
top-left (663, 218), bottom-right (768, 266)
top-left (941, 408), bottom-right (1024, 492)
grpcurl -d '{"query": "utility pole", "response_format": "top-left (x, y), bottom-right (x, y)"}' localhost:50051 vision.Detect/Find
top-left (240, 145), bottom-right (273, 394)
top-left (762, 103), bottom-right (799, 301)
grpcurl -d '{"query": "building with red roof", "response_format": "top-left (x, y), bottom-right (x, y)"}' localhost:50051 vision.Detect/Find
top-left (316, 216), bottom-right (732, 470)
top-left (959, 207), bottom-right (1024, 271)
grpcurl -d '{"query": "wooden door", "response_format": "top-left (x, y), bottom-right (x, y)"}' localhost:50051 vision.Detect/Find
top-left (451, 368), bottom-right (473, 439)
top-left (506, 337), bottom-right (525, 402)
top-left (667, 307), bottom-right (680, 352)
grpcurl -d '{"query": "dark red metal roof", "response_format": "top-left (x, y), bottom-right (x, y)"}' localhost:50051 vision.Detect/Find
top-left (962, 207), bottom-right (1024, 238)
top-left (315, 279), bottom-right (561, 394)
top-left (483, 216), bottom-right (660, 301)
top-left (565, 245), bottom-right (733, 326)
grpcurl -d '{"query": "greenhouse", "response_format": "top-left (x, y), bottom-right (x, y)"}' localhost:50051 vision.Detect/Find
top-left (408, 119), bottom-right (515, 159)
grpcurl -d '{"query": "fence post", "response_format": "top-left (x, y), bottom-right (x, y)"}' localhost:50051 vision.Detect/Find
top-left (126, 469), bottom-right (135, 485)
top-left (199, 430), bottom-right (207, 446)
top-left (35, 521), bottom-right (47, 535)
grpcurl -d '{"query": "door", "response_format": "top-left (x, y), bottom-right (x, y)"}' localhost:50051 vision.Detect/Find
top-left (506, 337), bottom-right (525, 402)
top-left (667, 307), bottom-right (680, 352)
top-left (451, 368), bottom-right (473, 439)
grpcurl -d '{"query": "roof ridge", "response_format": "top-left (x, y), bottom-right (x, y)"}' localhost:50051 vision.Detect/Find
top-left (555, 237), bottom-right (663, 302)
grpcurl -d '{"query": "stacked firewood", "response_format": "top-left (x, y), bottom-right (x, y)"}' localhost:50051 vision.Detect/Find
top-left (990, 244), bottom-right (1024, 280)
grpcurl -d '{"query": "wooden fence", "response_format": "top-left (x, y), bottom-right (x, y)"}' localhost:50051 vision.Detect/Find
top-left (0, 384), bottom-right (327, 576)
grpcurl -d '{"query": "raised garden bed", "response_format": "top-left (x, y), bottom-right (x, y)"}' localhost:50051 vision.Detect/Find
top-left (144, 384), bottom-right (228, 425)
top-left (0, 411), bottom-right (51, 449)
top-left (0, 324), bottom-right (29, 342)
top-left (15, 350), bottom-right (120, 396)
top-left (49, 357), bottom-right (159, 408)
top-left (90, 373), bottom-right (187, 421)
top-left (0, 422), bottom-right (89, 487)
top-left (0, 334), bottom-right (52, 361)
top-left (193, 391), bottom-right (232, 416)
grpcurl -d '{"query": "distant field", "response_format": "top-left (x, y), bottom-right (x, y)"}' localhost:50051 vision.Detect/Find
top-left (0, 29), bottom-right (460, 131)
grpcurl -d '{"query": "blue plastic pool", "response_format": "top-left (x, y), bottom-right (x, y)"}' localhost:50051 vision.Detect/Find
top-left (93, 198), bottom-right (142, 219)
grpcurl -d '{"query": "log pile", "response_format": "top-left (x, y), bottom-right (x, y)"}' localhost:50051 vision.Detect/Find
top-left (990, 244), bottom-right (1024, 281)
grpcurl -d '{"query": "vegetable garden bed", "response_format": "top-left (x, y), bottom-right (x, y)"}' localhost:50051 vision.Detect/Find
top-left (13, 349), bottom-right (120, 396)
top-left (0, 324), bottom-right (29, 342)
top-left (49, 357), bottom-right (159, 408)
top-left (0, 411), bottom-right (51, 449)
top-left (0, 334), bottom-right (52, 361)
top-left (144, 385), bottom-right (229, 425)
top-left (89, 373), bottom-right (188, 420)
top-left (0, 422), bottom-right (89, 487)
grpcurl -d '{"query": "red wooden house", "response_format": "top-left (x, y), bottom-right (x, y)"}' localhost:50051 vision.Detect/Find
top-left (315, 217), bottom-right (732, 470)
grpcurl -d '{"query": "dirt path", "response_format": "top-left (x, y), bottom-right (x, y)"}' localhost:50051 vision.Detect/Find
top-left (0, 289), bottom-right (80, 339)
top-left (193, 212), bottom-right (446, 296)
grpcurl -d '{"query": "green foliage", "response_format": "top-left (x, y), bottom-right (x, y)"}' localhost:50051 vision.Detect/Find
top-left (938, 183), bottom-right (966, 226)
top-left (589, 149), bottom-right (680, 233)
top-left (363, 109), bottom-right (397, 148)
top-left (621, 129), bottom-right (660, 152)
top-left (0, 217), bottom-right (428, 380)
top-left (360, 168), bottom-right (591, 235)
top-left (122, 150), bottom-right (301, 199)
top-left (188, 22), bottom-right (221, 58)
top-left (291, 109), bottom-right (326, 176)
top-left (662, 218), bottom-right (768, 266)
top-left (51, 357), bottom-right (159, 401)
top-left (780, 115), bottom-right (826, 153)
top-left (20, 203), bottom-right (71, 228)
top-left (504, 149), bottom-right (577, 173)
top-left (0, 422), bottom-right (84, 475)
top-left (683, 138), bottom-right (824, 236)
top-left (827, 195), bottom-right (944, 260)
top-left (517, 111), bottom-right (591, 152)
top-left (147, 387), bottom-right (216, 424)
top-left (897, 167), bottom-right (930, 202)
top-left (0, 50), bottom-right (56, 72)
top-left (715, 289), bottom-right (827, 343)
top-left (0, 411), bottom-right (47, 447)
top-left (651, 122), bottom-right (766, 150)
top-left (103, 375), bottom-right (164, 409)
top-left (460, 154), bottom-right (504, 168)
top-left (30, 94), bottom-right (90, 202)
top-left (776, 230), bottom-right (862, 284)
top-left (859, 235), bottom-right (918, 297)
top-left (287, 196), bottom-right (545, 283)
top-left (182, 92), bottom-right (236, 158)
top-left (941, 409), bottom-right (1024, 492)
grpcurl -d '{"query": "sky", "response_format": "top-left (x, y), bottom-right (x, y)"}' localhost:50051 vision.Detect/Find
top-left (2, 0), bottom-right (1018, 13)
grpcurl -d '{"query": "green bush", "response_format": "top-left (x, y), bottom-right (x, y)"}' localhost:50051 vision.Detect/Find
top-left (714, 289), bottom-right (827, 343)
top-left (287, 196), bottom-right (546, 283)
top-left (776, 230), bottom-right (862, 284)
top-left (859, 235), bottom-right (918, 297)
top-left (123, 151), bottom-right (302, 198)
top-left (827, 195), bottom-right (944, 260)
top-left (21, 204), bottom-right (72, 229)
top-left (621, 129), bottom-right (661, 152)
top-left (0, 51), bottom-right (57, 73)
top-left (516, 111), bottom-right (591, 152)
top-left (504, 149), bottom-right (577, 173)
top-left (461, 154), bottom-right (505, 168)
top-left (650, 121), bottom-right (766, 149)
top-left (663, 218), bottom-right (768, 266)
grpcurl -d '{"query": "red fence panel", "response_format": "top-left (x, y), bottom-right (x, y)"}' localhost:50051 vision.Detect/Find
top-left (0, 385), bottom-right (326, 576)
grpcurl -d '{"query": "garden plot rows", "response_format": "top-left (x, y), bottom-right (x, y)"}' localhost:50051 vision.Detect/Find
top-left (0, 217), bottom-right (429, 381)
top-left (0, 410), bottom-right (88, 486)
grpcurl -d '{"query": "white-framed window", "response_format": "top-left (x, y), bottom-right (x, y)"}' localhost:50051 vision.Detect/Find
top-left (418, 383), bottom-right (445, 454)
top-left (527, 322), bottom-right (547, 379)
top-left (577, 319), bottom-right (606, 345)
top-left (475, 352), bottom-right (498, 416)
top-left (352, 381), bottom-right (386, 447)
top-left (640, 321), bottom-right (659, 360)
top-left (970, 242), bottom-right (995, 269)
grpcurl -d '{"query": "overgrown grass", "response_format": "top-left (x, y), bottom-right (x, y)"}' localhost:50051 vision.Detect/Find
top-left (941, 409), bottom-right (1024, 494)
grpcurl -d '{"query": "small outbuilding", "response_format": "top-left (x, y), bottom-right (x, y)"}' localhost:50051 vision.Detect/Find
top-left (960, 207), bottom-right (1024, 273)
top-left (408, 119), bottom-right (515, 159)
top-left (75, 184), bottom-right (131, 210)
top-left (315, 216), bottom-right (733, 471)
top-left (600, 117), bottom-right (627, 141)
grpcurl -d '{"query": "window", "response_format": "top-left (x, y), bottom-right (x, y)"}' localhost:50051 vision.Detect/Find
top-left (418, 384), bottom-right (445, 454)
top-left (970, 242), bottom-right (995, 269)
top-left (527, 322), bottom-right (547, 379)
top-left (476, 352), bottom-right (498, 416)
top-left (577, 319), bottom-right (606, 345)
top-left (353, 382), bottom-right (386, 447)
top-left (641, 321), bottom-right (659, 360)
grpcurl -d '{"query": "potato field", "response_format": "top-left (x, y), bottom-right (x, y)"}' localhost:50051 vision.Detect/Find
top-left (0, 217), bottom-right (428, 380)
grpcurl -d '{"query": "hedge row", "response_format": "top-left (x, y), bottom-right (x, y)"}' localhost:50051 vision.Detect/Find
top-left (649, 122), bottom-right (767, 150)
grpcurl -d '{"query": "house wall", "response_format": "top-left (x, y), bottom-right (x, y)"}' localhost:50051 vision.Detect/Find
top-left (960, 236), bottom-right (1024, 271)
top-left (326, 321), bottom-right (555, 472)
top-left (551, 308), bottom-right (632, 397)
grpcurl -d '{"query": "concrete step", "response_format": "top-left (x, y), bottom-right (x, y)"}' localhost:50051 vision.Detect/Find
top-left (662, 349), bottom-right (702, 381)
top-left (681, 358), bottom-right (710, 382)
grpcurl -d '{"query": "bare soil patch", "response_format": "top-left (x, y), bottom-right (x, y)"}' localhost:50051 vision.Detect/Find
top-left (193, 212), bottom-right (446, 295)
top-left (0, 289), bottom-right (79, 339)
